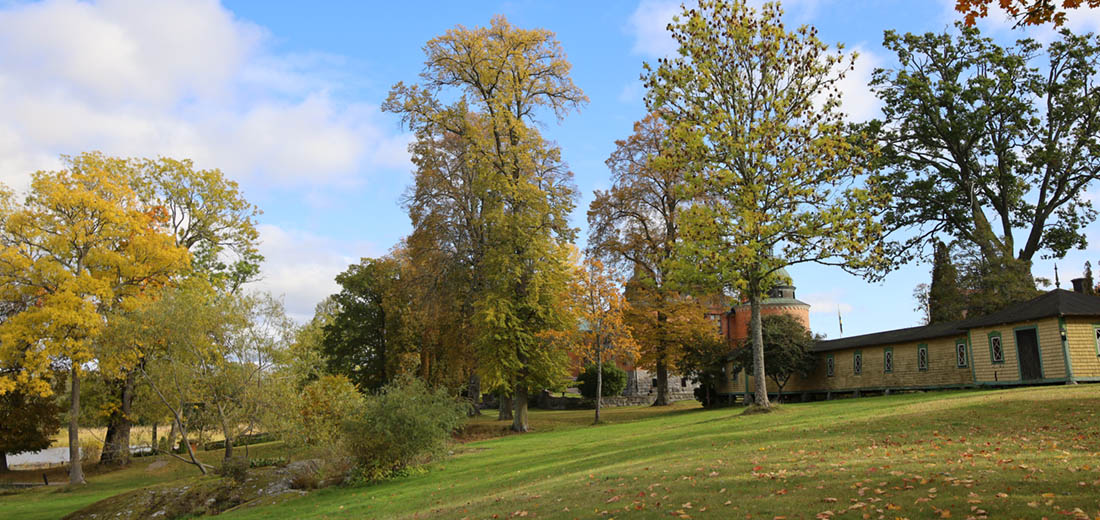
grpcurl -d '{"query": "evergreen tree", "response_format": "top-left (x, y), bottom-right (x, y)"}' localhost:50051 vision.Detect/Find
top-left (928, 241), bottom-right (967, 323)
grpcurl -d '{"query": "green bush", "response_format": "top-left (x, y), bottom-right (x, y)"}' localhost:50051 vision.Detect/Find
top-left (216, 457), bottom-right (250, 484)
top-left (248, 456), bottom-right (288, 468)
top-left (576, 363), bottom-right (627, 399)
top-left (342, 375), bottom-right (466, 482)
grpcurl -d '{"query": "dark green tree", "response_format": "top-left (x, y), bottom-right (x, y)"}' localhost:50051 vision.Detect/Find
top-left (322, 257), bottom-right (411, 392)
top-left (1085, 261), bottom-right (1096, 295)
top-left (872, 25), bottom-right (1100, 310)
top-left (731, 314), bottom-right (816, 401)
top-left (0, 376), bottom-right (62, 472)
top-left (929, 241), bottom-right (967, 323)
top-left (576, 364), bottom-right (627, 400)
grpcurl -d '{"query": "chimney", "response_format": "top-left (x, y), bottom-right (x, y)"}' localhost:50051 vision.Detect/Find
top-left (1071, 278), bottom-right (1087, 294)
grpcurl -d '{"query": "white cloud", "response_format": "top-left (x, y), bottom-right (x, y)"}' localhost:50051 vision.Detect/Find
top-left (627, 0), bottom-right (682, 58)
top-left (835, 46), bottom-right (882, 122)
top-left (802, 291), bottom-right (854, 315)
top-left (0, 0), bottom-right (410, 190)
top-left (252, 224), bottom-right (377, 322)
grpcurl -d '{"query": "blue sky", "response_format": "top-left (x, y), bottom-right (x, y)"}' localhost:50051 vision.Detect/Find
top-left (2, 0), bottom-right (1100, 333)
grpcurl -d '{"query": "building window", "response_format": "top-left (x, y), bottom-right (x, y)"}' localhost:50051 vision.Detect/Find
top-left (917, 344), bottom-right (929, 371)
top-left (883, 348), bottom-right (894, 373)
top-left (988, 332), bottom-right (1005, 364)
top-left (956, 340), bottom-right (968, 368)
top-left (681, 378), bottom-right (687, 388)
top-left (853, 351), bottom-right (863, 375)
top-left (826, 354), bottom-right (835, 377)
top-left (1094, 326), bottom-right (1100, 356)
top-left (730, 368), bottom-right (737, 382)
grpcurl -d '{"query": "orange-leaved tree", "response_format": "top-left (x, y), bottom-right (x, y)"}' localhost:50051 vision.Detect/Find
top-left (571, 257), bottom-right (638, 424)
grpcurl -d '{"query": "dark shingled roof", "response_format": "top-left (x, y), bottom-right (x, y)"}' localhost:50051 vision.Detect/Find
top-left (812, 289), bottom-right (1100, 352)
top-left (813, 320), bottom-right (968, 353)
top-left (962, 289), bottom-right (1100, 327)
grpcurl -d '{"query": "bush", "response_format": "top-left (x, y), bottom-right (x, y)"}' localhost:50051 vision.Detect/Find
top-left (79, 440), bottom-right (102, 464)
top-left (576, 364), bottom-right (627, 399)
top-left (248, 456), bottom-right (288, 468)
top-left (216, 457), bottom-right (249, 484)
top-left (342, 375), bottom-right (466, 482)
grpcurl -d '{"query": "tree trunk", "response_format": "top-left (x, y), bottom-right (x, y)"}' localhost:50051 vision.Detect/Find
top-left (1, 452), bottom-right (8, 472)
top-left (467, 374), bottom-right (482, 416)
top-left (166, 419), bottom-right (178, 453)
top-left (100, 371), bottom-right (135, 467)
top-left (68, 365), bottom-right (85, 485)
top-left (152, 422), bottom-right (158, 453)
top-left (653, 360), bottom-right (669, 406)
top-left (750, 290), bottom-right (771, 408)
top-left (511, 386), bottom-right (529, 432)
top-left (498, 392), bottom-right (513, 420)
top-left (224, 437), bottom-right (233, 460)
top-left (595, 347), bottom-right (603, 424)
top-left (653, 312), bottom-right (670, 406)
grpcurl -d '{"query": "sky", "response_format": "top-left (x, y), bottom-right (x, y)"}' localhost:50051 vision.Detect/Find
top-left (3, 0), bottom-right (1100, 335)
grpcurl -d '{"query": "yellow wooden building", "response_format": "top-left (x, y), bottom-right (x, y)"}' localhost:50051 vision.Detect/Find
top-left (717, 286), bottom-right (1100, 402)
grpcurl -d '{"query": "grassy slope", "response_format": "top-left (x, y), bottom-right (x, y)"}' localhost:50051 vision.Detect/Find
top-left (3, 386), bottom-right (1099, 519)
top-left (0, 442), bottom-right (287, 520)
top-left (224, 386), bottom-right (1100, 520)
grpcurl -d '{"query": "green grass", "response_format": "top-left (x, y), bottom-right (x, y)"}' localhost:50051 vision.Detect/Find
top-left (0, 442), bottom-right (288, 520)
top-left (4, 385), bottom-right (1100, 519)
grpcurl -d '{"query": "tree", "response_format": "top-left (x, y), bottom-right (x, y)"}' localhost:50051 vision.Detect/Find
top-left (1085, 261), bottom-right (1096, 295)
top-left (913, 283), bottom-right (932, 325)
top-left (872, 25), bottom-right (1100, 310)
top-left (0, 374), bottom-right (62, 472)
top-left (929, 241), bottom-right (967, 323)
top-left (384, 16), bottom-right (586, 432)
top-left (0, 153), bottom-right (189, 484)
top-left (645, 0), bottom-right (889, 409)
top-left (955, 0), bottom-right (1100, 27)
top-left (97, 157), bottom-right (263, 467)
top-left (571, 257), bottom-right (638, 423)
top-left (588, 113), bottom-right (696, 406)
top-left (322, 256), bottom-right (413, 392)
top-left (731, 314), bottom-right (816, 401)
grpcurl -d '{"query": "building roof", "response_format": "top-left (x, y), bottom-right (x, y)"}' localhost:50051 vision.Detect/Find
top-left (813, 320), bottom-right (968, 352)
top-left (812, 288), bottom-right (1100, 353)
top-left (732, 296), bottom-right (810, 309)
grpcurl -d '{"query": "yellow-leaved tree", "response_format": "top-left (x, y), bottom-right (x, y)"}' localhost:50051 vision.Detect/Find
top-left (0, 153), bottom-right (189, 484)
top-left (571, 257), bottom-right (638, 424)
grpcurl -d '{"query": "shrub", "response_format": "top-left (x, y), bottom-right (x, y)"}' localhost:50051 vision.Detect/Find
top-left (248, 456), bottom-right (288, 468)
top-left (286, 375), bottom-right (363, 457)
top-left (342, 375), bottom-right (466, 482)
top-left (216, 457), bottom-right (249, 484)
top-left (79, 440), bottom-right (102, 464)
top-left (576, 364), bottom-right (627, 399)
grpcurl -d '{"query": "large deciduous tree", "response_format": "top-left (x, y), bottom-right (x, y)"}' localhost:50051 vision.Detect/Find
top-left (571, 257), bottom-right (637, 424)
top-left (322, 256), bottom-right (413, 392)
top-left (872, 25), bottom-right (1100, 309)
top-left (646, 0), bottom-right (889, 409)
top-left (588, 113), bottom-right (697, 406)
top-left (385, 16), bottom-right (586, 432)
top-left (97, 157), bottom-right (261, 467)
top-left (0, 153), bottom-right (189, 484)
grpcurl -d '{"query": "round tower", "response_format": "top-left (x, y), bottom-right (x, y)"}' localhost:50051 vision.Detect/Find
top-left (725, 268), bottom-right (811, 344)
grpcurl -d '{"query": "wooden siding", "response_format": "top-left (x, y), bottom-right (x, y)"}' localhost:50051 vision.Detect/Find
top-left (733, 335), bottom-right (972, 395)
top-left (969, 317), bottom-right (1065, 383)
top-left (1064, 317), bottom-right (1100, 378)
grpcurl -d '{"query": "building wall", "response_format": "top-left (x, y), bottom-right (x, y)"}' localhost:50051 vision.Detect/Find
top-left (729, 334), bottom-right (973, 395)
top-left (1063, 317), bottom-right (1100, 379)
top-left (727, 304), bottom-right (810, 344)
top-left (968, 317), bottom-right (1065, 383)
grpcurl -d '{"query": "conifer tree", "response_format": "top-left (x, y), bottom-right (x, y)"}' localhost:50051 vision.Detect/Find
top-left (929, 241), bottom-right (967, 323)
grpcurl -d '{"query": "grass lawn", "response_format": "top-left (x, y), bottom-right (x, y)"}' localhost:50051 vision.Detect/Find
top-left (3, 385), bottom-right (1099, 519)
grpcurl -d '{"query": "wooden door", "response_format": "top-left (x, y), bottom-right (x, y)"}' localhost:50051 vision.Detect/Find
top-left (1015, 328), bottom-right (1042, 381)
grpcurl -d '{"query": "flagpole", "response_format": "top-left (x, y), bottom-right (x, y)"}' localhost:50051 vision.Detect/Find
top-left (837, 305), bottom-right (843, 337)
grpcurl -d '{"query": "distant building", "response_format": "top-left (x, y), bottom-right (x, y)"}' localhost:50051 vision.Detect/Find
top-left (715, 276), bottom-right (1100, 403)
